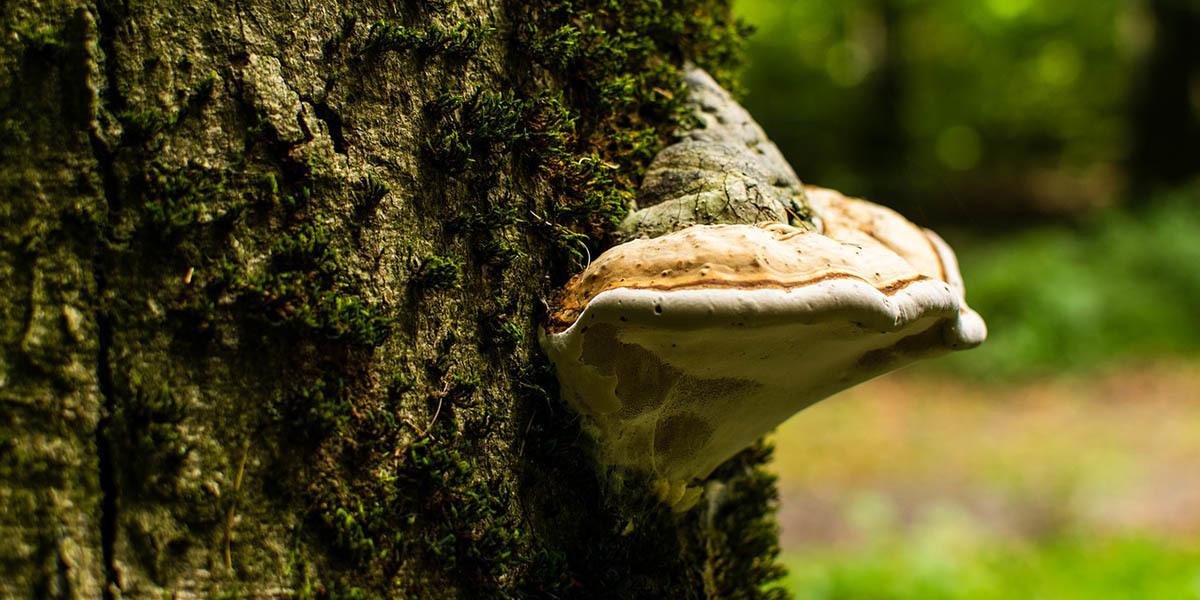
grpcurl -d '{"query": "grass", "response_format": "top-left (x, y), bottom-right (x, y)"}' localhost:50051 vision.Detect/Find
top-left (769, 360), bottom-right (1200, 598)
top-left (783, 535), bottom-right (1200, 599)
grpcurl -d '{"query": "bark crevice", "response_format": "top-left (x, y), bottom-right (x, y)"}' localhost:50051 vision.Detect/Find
top-left (95, 313), bottom-right (119, 600)
top-left (85, 3), bottom-right (125, 597)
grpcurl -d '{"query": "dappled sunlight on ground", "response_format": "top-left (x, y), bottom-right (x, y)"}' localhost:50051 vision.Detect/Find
top-left (771, 361), bottom-right (1200, 597)
top-left (771, 361), bottom-right (1200, 550)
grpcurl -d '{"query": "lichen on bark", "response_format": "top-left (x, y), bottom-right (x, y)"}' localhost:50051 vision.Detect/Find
top-left (0, 1), bottom-right (788, 598)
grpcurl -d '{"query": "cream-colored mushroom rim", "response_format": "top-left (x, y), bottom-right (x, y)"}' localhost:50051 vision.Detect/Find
top-left (544, 277), bottom-right (979, 347)
top-left (546, 221), bottom-right (985, 349)
top-left (547, 272), bottom-right (938, 335)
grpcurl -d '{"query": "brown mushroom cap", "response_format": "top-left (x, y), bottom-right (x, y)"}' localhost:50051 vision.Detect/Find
top-left (541, 215), bottom-right (986, 510)
top-left (805, 185), bottom-right (947, 282)
top-left (548, 223), bottom-right (931, 334)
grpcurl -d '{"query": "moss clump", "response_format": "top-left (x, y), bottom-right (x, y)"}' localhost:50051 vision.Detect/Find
top-left (415, 254), bottom-right (463, 291)
top-left (140, 162), bottom-right (245, 236)
top-left (350, 175), bottom-right (389, 228)
top-left (364, 20), bottom-right (494, 59)
top-left (106, 378), bottom-right (188, 498)
top-left (117, 108), bottom-right (174, 143)
top-left (271, 376), bottom-right (351, 444)
top-left (423, 90), bottom-right (574, 177)
top-left (229, 222), bottom-right (392, 346)
top-left (500, 0), bottom-right (753, 273)
top-left (11, 21), bottom-right (67, 57)
top-left (689, 442), bottom-right (790, 599)
top-left (308, 366), bottom-right (574, 598)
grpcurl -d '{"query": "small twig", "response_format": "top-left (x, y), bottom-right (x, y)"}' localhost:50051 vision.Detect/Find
top-left (419, 395), bottom-right (445, 438)
top-left (224, 440), bottom-right (250, 572)
top-left (516, 412), bottom-right (537, 457)
top-left (416, 380), bottom-right (452, 439)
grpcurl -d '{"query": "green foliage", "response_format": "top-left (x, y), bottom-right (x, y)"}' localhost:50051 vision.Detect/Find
top-left (936, 190), bottom-right (1200, 379)
top-left (736, 0), bottom-right (1137, 213)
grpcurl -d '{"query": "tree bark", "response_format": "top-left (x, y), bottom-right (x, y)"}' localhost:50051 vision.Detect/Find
top-left (1, 1), bottom-right (786, 598)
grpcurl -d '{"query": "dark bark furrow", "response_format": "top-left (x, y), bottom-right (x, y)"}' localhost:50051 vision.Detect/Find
top-left (95, 312), bottom-right (118, 600)
top-left (84, 4), bottom-right (122, 596)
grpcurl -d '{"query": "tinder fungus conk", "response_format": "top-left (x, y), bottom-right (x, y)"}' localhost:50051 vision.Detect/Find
top-left (540, 66), bottom-right (985, 511)
top-left (541, 220), bottom-right (985, 510)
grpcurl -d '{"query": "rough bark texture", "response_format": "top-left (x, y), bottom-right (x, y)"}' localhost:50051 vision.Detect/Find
top-left (0, 1), bottom-right (786, 598)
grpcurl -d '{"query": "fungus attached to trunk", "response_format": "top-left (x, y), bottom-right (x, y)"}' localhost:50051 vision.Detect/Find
top-left (541, 197), bottom-right (985, 511)
top-left (541, 66), bottom-right (986, 511)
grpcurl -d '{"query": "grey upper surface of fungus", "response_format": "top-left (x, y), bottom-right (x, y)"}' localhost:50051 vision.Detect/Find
top-left (543, 68), bottom-right (987, 512)
top-left (618, 66), bottom-right (812, 241)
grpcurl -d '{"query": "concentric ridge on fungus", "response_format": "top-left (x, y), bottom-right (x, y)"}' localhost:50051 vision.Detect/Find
top-left (547, 222), bottom-right (937, 334)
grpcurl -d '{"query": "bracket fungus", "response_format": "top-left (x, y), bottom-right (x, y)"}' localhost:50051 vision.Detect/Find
top-left (540, 67), bottom-right (986, 511)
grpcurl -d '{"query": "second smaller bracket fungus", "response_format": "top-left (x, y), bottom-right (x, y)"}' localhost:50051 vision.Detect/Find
top-left (541, 216), bottom-right (985, 511)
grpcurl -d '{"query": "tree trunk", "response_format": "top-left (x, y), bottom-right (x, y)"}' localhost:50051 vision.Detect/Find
top-left (853, 0), bottom-right (907, 211)
top-left (0, 1), bottom-right (786, 598)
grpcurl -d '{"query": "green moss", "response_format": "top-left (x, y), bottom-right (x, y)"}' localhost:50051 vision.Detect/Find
top-left (480, 310), bottom-right (525, 352)
top-left (310, 428), bottom-right (572, 598)
top-left (364, 20), bottom-right (494, 59)
top-left (415, 254), bottom-right (462, 291)
top-left (95, 1), bottom-right (780, 596)
top-left (108, 379), bottom-right (188, 488)
top-left (694, 442), bottom-right (790, 598)
top-left (486, 0), bottom-right (753, 274)
top-left (351, 175), bottom-right (389, 226)
top-left (422, 90), bottom-right (563, 175)
top-left (11, 21), bottom-right (67, 57)
top-left (117, 108), bottom-right (174, 142)
top-left (476, 235), bottom-right (520, 267)
top-left (270, 376), bottom-right (350, 443)
top-left (239, 245), bottom-right (392, 344)
top-left (140, 163), bottom-right (243, 235)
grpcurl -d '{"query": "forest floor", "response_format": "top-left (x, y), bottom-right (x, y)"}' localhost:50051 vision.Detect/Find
top-left (771, 360), bottom-right (1200, 598)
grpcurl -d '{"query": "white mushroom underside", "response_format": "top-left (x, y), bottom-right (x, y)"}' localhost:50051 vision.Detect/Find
top-left (541, 280), bottom-right (986, 495)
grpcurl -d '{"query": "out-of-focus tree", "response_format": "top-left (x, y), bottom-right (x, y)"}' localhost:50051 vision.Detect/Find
top-left (737, 0), bottom-right (1143, 223)
top-left (1128, 0), bottom-right (1200, 195)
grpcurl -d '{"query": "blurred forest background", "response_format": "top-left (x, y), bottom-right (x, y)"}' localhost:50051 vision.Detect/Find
top-left (732, 0), bottom-right (1200, 597)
